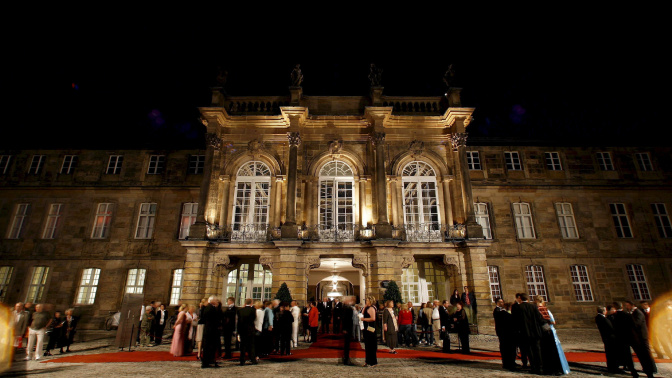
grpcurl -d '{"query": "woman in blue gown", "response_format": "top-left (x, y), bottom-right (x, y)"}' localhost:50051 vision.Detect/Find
top-left (535, 297), bottom-right (570, 375)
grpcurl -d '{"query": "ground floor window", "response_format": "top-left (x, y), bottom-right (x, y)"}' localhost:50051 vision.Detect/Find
top-left (488, 266), bottom-right (502, 301)
top-left (0, 266), bottom-right (13, 303)
top-left (225, 263), bottom-right (273, 307)
top-left (525, 265), bottom-right (549, 302)
top-left (400, 260), bottom-right (446, 305)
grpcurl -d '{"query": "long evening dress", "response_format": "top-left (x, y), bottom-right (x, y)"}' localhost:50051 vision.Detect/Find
top-left (547, 310), bottom-right (570, 375)
top-left (170, 311), bottom-right (188, 356)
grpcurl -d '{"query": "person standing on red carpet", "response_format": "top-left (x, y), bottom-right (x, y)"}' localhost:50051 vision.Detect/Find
top-left (308, 301), bottom-right (319, 342)
top-left (340, 296), bottom-right (355, 366)
top-left (362, 297), bottom-right (378, 367)
top-left (237, 298), bottom-right (258, 366)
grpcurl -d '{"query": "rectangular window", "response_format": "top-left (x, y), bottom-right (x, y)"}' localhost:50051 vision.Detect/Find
top-left (26, 266), bottom-right (49, 302)
top-left (545, 152), bottom-right (562, 171)
top-left (42, 204), bottom-right (63, 239)
top-left (466, 151), bottom-right (481, 170)
top-left (635, 152), bottom-right (653, 171)
top-left (0, 155), bottom-right (11, 175)
top-left (106, 155), bottom-right (123, 174)
top-left (91, 203), bottom-right (113, 239)
top-left (610, 203), bottom-right (633, 238)
top-left (488, 266), bottom-right (502, 301)
top-left (7, 203), bottom-right (29, 239)
top-left (179, 203), bottom-right (198, 239)
top-left (170, 269), bottom-right (184, 305)
top-left (569, 265), bottom-right (593, 302)
top-left (596, 152), bottom-right (614, 171)
top-left (504, 151), bottom-right (522, 171)
top-left (60, 155), bottom-right (78, 174)
top-left (135, 203), bottom-right (157, 239)
top-left (555, 203), bottom-right (579, 239)
top-left (147, 155), bottom-right (166, 174)
top-left (188, 155), bottom-right (205, 174)
top-left (513, 202), bottom-right (536, 239)
top-left (626, 264), bottom-right (650, 300)
top-left (525, 265), bottom-right (548, 302)
top-left (125, 268), bottom-right (146, 294)
top-left (652, 203), bottom-right (672, 238)
top-left (75, 268), bottom-right (101, 305)
top-left (0, 266), bottom-right (13, 303)
top-left (474, 203), bottom-right (492, 239)
top-left (28, 155), bottom-right (46, 175)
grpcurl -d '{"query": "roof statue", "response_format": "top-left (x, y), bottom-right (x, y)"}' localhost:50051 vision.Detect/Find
top-left (443, 64), bottom-right (456, 88)
top-left (368, 63), bottom-right (383, 87)
top-left (290, 64), bottom-right (303, 87)
top-left (215, 66), bottom-right (228, 87)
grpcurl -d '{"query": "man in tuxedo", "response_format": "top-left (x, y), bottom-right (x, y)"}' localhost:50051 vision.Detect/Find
top-left (340, 296), bottom-right (355, 365)
top-left (611, 301), bottom-right (639, 377)
top-left (317, 297), bottom-right (332, 334)
top-left (153, 303), bottom-right (167, 345)
top-left (439, 300), bottom-right (452, 353)
top-left (461, 286), bottom-right (477, 324)
top-left (493, 298), bottom-right (509, 369)
top-left (237, 298), bottom-right (258, 366)
top-left (332, 298), bottom-right (343, 334)
top-left (200, 296), bottom-right (222, 369)
top-left (222, 297), bottom-right (237, 359)
top-left (625, 301), bottom-right (657, 377)
top-left (511, 293), bottom-right (544, 374)
top-left (595, 306), bottom-right (620, 373)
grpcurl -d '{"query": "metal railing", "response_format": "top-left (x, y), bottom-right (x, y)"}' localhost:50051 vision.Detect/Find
top-left (206, 224), bottom-right (280, 243)
top-left (397, 223), bottom-right (467, 242)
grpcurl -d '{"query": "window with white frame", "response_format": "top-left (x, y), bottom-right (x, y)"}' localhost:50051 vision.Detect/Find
top-left (319, 161), bottom-right (355, 241)
top-left (596, 152), bottom-right (614, 171)
top-left (401, 260), bottom-right (446, 305)
top-left (0, 155), bottom-right (11, 175)
top-left (135, 203), bottom-right (157, 239)
top-left (402, 161), bottom-right (441, 240)
top-left (42, 204), bottom-right (63, 239)
top-left (60, 155), bottom-right (78, 174)
top-left (232, 162), bottom-right (271, 239)
top-left (635, 152), bottom-right (653, 171)
top-left (610, 203), bottom-right (633, 238)
top-left (106, 155), bottom-right (123, 174)
top-left (545, 152), bottom-right (562, 171)
top-left (652, 203), bottom-right (672, 238)
top-left (555, 203), bottom-right (579, 239)
top-left (125, 268), bottom-right (146, 294)
top-left (626, 264), bottom-right (650, 300)
top-left (569, 265), bottom-right (593, 301)
top-left (75, 268), bottom-right (101, 305)
top-left (524, 265), bottom-right (548, 302)
top-left (474, 203), bottom-right (492, 239)
top-left (91, 203), bottom-right (113, 239)
top-left (188, 155), bottom-right (205, 174)
top-left (0, 266), bottom-right (13, 303)
top-left (147, 155), bottom-right (165, 174)
top-left (28, 155), bottom-right (46, 175)
top-left (224, 263), bottom-right (272, 307)
top-left (513, 202), bottom-right (536, 239)
top-left (179, 203), bottom-right (198, 239)
top-left (466, 151), bottom-right (481, 170)
top-left (504, 151), bottom-right (522, 171)
top-left (26, 266), bottom-right (50, 302)
top-left (488, 266), bottom-right (502, 301)
top-left (170, 269), bottom-right (184, 305)
top-left (7, 203), bottom-right (29, 239)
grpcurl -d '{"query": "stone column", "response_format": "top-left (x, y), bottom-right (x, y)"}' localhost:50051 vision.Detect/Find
top-left (180, 241), bottom-right (210, 304)
top-left (273, 176), bottom-right (284, 227)
top-left (450, 131), bottom-right (483, 239)
top-left (281, 132), bottom-right (301, 238)
top-left (442, 178), bottom-right (454, 226)
top-left (189, 132), bottom-right (222, 239)
top-left (462, 244), bottom-right (493, 327)
top-left (389, 177), bottom-right (399, 226)
top-left (271, 241), bottom-right (306, 302)
top-left (370, 132), bottom-right (392, 238)
top-left (359, 177), bottom-right (368, 227)
top-left (218, 175), bottom-right (231, 227)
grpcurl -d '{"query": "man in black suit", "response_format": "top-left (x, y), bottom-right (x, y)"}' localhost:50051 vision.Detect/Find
top-left (439, 300), bottom-right (452, 353)
top-left (332, 298), bottom-right (343, 334)
top-left (511, 293), bottom-right (528, 368)
top-left (222, 297), bottom-right (237, 359)
top-left (611, 301), bottom-right (639, 377)
top-left (493, 298), bottom-right (511, 369)
top-left (340, 296), bottom-right (355, 365)
top-left (200, 296), bottom-right (222, 369)
top-left (595, 306), bottom-right (620, 373)
top-left (495, 301), bottom-right (518, 371)
top-left (153, 303), bottom-right (167, 345)
top-left (625, 301), bottom-right (657, 377)
top-left (317, 297), bottom-right (332, 334)
top-left (511, 293), bottom-right (544, 374)
top-left (237, 298), bottom-right (258, 366)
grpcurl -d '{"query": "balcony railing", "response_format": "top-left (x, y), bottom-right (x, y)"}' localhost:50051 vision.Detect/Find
top-left (206, 224), bottom-right (280, 243)
top-left (300, 224), bottom-right (360, 242)
top-left (397, 223), bottom-right (467, 242)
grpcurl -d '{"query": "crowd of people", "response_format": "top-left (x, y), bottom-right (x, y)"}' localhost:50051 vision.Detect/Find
top-left (10, 302), bottom-right (78, 361)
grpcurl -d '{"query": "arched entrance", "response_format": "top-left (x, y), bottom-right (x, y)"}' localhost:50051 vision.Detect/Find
top-left (307, 257), bottom-right (365, 304)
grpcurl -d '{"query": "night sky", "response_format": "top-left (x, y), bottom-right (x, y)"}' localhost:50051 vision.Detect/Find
top-left (2, 12), bottom-right (667, 150)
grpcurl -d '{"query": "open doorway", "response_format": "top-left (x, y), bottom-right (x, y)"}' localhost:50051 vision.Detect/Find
top-left (307, 257), bottom-right (365, 304)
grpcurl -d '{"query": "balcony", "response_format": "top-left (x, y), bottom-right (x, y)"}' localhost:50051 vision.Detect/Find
top-left (396, 223), bottom-right (467, 243)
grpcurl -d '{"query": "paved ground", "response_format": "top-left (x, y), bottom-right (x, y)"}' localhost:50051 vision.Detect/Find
top-left (4, 329), bottom-right (671, 377)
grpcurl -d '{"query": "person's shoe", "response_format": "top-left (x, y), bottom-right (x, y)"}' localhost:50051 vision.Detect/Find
top-left (35, 356), bottom-right (40, 361)
top-left (201, 365), bottom-right (210, 369)
top-left (24, 357), bottom-right (31, 361)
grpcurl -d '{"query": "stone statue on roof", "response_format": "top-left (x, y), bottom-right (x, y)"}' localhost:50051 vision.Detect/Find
top-left (290, 64), bottom-right (303, 87)
top-left (443, 64), bottom-right (456, 88)
top-left (368, 63), bottom-right (383, 87)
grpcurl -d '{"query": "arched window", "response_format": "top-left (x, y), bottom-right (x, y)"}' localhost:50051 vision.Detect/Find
top-left (232, 161), bottom-right (271, 241)
top-left (224, 263), bottom-right (273, 307)
top-left (401, 161), bottom-right (440, 241)
top-left (318, 161), bottom-right (355, 241)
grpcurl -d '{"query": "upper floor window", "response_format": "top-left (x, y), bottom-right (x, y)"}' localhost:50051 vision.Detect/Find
top-left (188, 155), bottom-right (205, 174)
top-left (60, 155), bottom-right (78, 174)
top-left (569, 265), bottom-right (593, 302)
top-left (555, 203), bottom-right (578, 239)
top-left (474, 203), bottom-right (492, 239)
top-left (91, 203), bottom-right (113, 239)
top-left (610, 203), bottom-right (632, 238)
top-left (0, 155), bottom-right (11, 175)
top-left (652, 203), bottom-right (672, 238)
top-left (504, 151), bottom-right (522, 171)
top-left (635, 152), bottom-right (653, 171)
top-left (106, 155), bottom-right (123, 174)
top-left (26, 266), bottom-right (49, 302)
top-left (466, 151), bottom-right (481, 170)
top-left (0, 266), bottom-right (14, 303)
top-left (7, 203), bottom-right (29, 239)
top-left (488, 266), bottom-right (502, 301)
top-left (596, 152), bottom-right (614, 171)
top-left (232, 162), bottom-right (271, 240)
top-left (75, 268), bottom-right (101, 305)
top-left (626, 264), bottom-right (650, 300)
top-left (170, 269), bottom-right (184, 305)
top-left (525, 265), bottom-right (548, 302)
top-left (319, 161), bottom-right (355, 241)
top-left (545, 152), bottom-right (562, 171)
top-left (28, 155), bottom-right (46, 175)
top-left (402, 161), bottom-right (440, 241)
top-left (179, 203), bottom-right (198, 239)
top-left (42, 204), bottom-right (63, 239)
top-left (135, 203), bottom-right (157, 239)
top-left (125, 268), bottom-right (146, 294)
top-left (512, 202), bottom-right (535, 239)
top-left (147, 155), bottom-right (165, 174)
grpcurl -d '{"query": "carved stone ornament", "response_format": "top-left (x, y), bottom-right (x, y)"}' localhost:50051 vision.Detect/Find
top-left (463, 115), bottom-right (473, 127)
top-left (328, 140), bottom-right (343, 154)
top-left (248, 139), bottom-right (262, 152)
top-left (449, 132), bottom-right (468, 151)
top-left (408, 140), bottom-right (424, 155)
top-left (287, 132), bottom-right (302, 147)
top-left (369, 132), bottom-right (385, 147)
top-left (442, 255), bottom-right (459, 267)
top-left (199, 117), bottom-right (209, 127)
top-left (259, 256), bottom-right (274, 270)
top-left (307, 257), bottom-right (321, 270)
top-left (213, 255), bottom-right (236, 277)
top-left (206, 133), bottom-right (223, 150)
top-left (401, 256), bottom-right (415, 269)
top-left (352, 256), bottom-right (368, 277)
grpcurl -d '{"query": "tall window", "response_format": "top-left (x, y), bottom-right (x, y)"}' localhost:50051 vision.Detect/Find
top-left (466, 151), bottom-right (481, 170)
top-left (147, 155), bottom-right (165, 174)
top-left (1, 155), bottom-right (11, 174)
top-left (7, 203), bottom-right (29, 239)
top-left (610, 203), bottom-right (632, 238)
top-left (170, 269), bottom-right (184, 305)
top-left (125, 268), bottom-right (146, 294)
top-left (504, 151), bottom-right (522, 170)
top-left (232, 162), bottom-right (271, 239)
top-left (0, 266), bottom-right (13, 303)
top-left (626, 264), bottom-right (650, 300)
top-left (400, 260), bottom-right (446, 305)
top-left (596, 152), bottom-right (614, 171)
top-left (555, 203), bottom-right (578, 239)
top-left (106, 155), bottom-right (123, 174)
top-left (135, 203), bottom-right (157, 239)
top-left (488, 266), bottom-right (502, 301)
top-left (513, 202), bottom-right (535, 239)
top-left (75, 268), bottom-right (101, 305)
top-left (525, 265), bottom-right (548, 302)
top-left (319, 161), bottom-right (355, 241)
top-left (635, 152), bottom-right (653, 171)
top-left (26, 266), bottom-right (50, 302)
top-left (179, 203), bottom-right (198, 239)
top-left (60, 155), bottom-right (78, 174)
top-left (224, 263), bottom-right (272, 307)
top-left (402, 162), bottom-right (440, 240)
top-left (545, 152), bottom-right (562, 171)
top-left (474, 203), bottom-right (492, 239)
top-left (28, 155), bottom-right (46, 174)
top-left (569, 265), bottom-right (593, 302)
top-left (652, 203), bottom-right (672, 238)
top-left (188, 155), bottom-right (205, 174)
top-left (42, 204), bottom-right (63, 239)
top-left (91, 203), bottom-right (113, 239)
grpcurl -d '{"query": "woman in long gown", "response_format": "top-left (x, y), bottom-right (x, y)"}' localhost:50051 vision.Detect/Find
top-left (184, 304), bottom-right (196, 355)
top-left (382, 300), bottom-right (398, 354)
top-left (453, 302), bottom-right (471, 353)
top-left (170, 304), bottom-right (189, 357)
top-left (535, 297), bottom-right (570, 375)
top-left (362, 298), bottom-right (378, 367)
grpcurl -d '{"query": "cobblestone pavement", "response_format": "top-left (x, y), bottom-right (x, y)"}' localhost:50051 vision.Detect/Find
top-left (5, 329), bottom-right (671, 377)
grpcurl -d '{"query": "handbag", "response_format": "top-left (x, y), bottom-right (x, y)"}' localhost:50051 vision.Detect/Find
top-left (366, 326), bottom-right (375, 333)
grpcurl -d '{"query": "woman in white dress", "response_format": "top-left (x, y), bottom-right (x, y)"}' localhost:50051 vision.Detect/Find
top-left (291, 301), bottom-right (301, 347)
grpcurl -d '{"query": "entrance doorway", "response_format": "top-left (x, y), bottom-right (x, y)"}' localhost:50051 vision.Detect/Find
top-left (307, 257), bottom-right (365, 304)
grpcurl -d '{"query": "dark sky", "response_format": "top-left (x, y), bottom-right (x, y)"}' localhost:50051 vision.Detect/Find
top-left (2, 11), bottom-right (668, 149)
